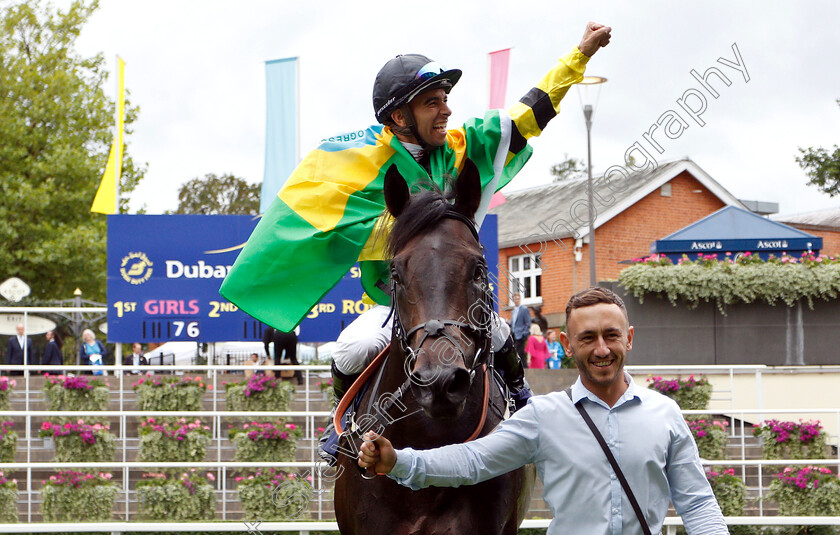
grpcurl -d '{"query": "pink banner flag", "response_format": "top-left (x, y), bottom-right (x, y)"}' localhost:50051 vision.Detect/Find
top-left (489, 48), bottom-right (511, 109)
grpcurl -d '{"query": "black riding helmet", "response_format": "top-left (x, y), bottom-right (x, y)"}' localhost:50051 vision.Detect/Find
top-left (373, 54), bottom-right (462, 125)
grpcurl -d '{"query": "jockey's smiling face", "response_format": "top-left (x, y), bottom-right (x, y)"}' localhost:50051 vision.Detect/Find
top-left (408, 88), bottom-right (451, 147)
top-left (391, 87), bottom-right (451, 148)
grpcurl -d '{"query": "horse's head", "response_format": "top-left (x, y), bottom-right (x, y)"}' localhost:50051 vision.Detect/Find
top-left (383, 160), bottom-right (492, 420)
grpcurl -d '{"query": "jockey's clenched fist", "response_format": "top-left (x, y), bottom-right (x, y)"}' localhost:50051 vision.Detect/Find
top-left (579, 22), bottom-right (612, 57)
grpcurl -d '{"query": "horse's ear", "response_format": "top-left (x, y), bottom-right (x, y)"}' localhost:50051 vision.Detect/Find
top-left (453, 158), bottom-right (482, 218)
top-left (383, 164), bottom-right (410, 218)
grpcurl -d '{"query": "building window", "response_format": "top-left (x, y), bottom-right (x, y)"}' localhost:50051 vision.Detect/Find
top-left (508, 253), bottom-right (542, 306)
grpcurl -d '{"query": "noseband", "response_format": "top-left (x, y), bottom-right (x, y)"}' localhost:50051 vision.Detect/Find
top-left (387, 208), bottom-right (494, 373)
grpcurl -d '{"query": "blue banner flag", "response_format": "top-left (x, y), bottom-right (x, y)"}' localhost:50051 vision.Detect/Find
top-left (260, 57), bottom-right (299, 214)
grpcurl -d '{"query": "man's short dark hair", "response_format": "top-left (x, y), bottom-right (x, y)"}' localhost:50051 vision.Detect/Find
top-left (565, 286), bottom-right (628, 322)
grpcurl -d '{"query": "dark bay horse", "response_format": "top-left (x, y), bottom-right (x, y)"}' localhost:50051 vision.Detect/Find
top-left (333, 161), bottom-right (534, 534)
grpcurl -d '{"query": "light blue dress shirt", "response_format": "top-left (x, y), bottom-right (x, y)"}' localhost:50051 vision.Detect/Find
top-left (389, 373), bottom-right (727, 535)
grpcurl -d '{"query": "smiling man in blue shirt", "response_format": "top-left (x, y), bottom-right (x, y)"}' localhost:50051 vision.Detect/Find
top-left (359, 287), bottom-right (728, 534)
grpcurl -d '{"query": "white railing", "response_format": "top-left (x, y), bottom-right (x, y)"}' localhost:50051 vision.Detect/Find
top-left (2, 363), bottom-right (840, 532)
top-left (3, 518), bottom-right (840, 533)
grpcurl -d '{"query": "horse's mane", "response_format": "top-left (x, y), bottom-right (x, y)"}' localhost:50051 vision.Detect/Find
top-left (386, 183), bottom-right (457, 256)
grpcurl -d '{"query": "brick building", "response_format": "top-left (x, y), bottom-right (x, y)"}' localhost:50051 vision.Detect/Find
top-left (488, 158), bottom-right (743, 329)
top-left (772, 206), bottom-right (840, 256)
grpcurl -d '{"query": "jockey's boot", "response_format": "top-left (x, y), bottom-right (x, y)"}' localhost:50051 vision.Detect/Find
top-left (317, 361), bottom-right (360, 466)
top-left (495, 334), bottom-right (532, 412)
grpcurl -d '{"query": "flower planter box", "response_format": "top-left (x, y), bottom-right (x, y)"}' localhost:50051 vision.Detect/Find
top-left (137, 472), bottom-right (215, 521)
top-left (231, 421), bottom-right (300, 463)
top-left (0, 474), bottom-right (18, 523)
top-left (0, 422), bottom-right (16, 463)
top-left (225, 375), bottom-right (295, 412)
top-left (754, 419), bottom-right (828, 460)
top-left (43, 375), bottom-right (109, 412)
top-left (647, 375), bottom-right (712, 411)
top-left (40, 471), bottom-right (118, 522)
top-left (769, 466), bottom-right (840, 517)
top-left (133, 376), bottom-right (208, 412)
top-left (137, 418), bottom-right (210, 464)
top-left (0, 377), bottom-right (15, 411)
top-left (40, 421), bottom-right (114, 463)
top-left (237, 468), bottom-right (312, 521)
top-left (688, 419), bottom-right (728, 460)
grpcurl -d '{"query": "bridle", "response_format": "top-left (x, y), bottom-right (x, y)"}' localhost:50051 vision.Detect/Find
top-left (340, 208), bottom-right (498, 478)
top-left (387, 208), bottom-right (494, 374)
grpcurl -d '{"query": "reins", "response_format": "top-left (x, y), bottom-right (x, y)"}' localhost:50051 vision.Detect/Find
top-left (333, 343), bottom-right (490, 444)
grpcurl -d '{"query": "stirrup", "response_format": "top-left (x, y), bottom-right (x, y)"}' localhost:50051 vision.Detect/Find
top-left (318, 422), bottom-right (340, 467)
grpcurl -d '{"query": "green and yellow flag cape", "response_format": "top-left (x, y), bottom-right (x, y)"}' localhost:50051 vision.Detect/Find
top-left (221, 49), bottom-right (588, 330)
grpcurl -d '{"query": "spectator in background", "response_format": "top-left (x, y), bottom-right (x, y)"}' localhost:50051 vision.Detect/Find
top-left (524, 323), bottom-right (549, 369)
top-left (263, 326), bottom-right (303, 385)
top-left (79, 329), bottom-right (108, 375)
top-left (545, 329), bottom-right (564, 370)
top-left (244, 353), bottom-right (260, 379)
top-left (6, 323), bottom-right (33, 376)
top-left (531, 305), bottom-right (548, 336)
top-left (123, 343), bottom-right (148, 375)
top-left (509, 294), bottom-right (531, 367)
top-left (42, 330), bottom-right (64, 374)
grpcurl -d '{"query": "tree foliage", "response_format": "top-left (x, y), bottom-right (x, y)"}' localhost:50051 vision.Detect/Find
top-left (796, 98), bottom-right (840, 197)
top-left (550, 154), bottom-right (586, 182)
top-left (0, 0), bottom-right (145, 302)
top-left (172, 173), bottom-right (261, 215)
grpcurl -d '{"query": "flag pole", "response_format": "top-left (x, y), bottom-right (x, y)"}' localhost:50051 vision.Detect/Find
top-left (113, 54), bottom-right (122, 368)
top-left (114, 54), bottom-right (121, 214)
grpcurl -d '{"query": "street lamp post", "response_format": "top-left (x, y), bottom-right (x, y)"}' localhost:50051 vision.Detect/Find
top-left (578, 76), bottom-right (607, 287)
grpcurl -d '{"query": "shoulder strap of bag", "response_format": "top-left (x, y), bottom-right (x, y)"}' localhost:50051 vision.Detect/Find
top-left (565, 387), bottom-right (651, 535)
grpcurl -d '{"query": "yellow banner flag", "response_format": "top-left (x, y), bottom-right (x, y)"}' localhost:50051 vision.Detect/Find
top-left (91, 56), bottom-right (125, 214)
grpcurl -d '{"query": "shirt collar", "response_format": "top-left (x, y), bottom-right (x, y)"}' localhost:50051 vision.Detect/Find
top-left (400, 141), bottom-right (425, 161)
top-left (570, 370), bottom-right (641, 409)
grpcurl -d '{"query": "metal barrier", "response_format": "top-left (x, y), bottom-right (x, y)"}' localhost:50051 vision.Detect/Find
top-left (1, 362), bottom-right (840, 531)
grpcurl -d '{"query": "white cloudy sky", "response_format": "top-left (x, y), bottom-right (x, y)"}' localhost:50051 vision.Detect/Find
top-left (75, 0), bottom-right (839, 216)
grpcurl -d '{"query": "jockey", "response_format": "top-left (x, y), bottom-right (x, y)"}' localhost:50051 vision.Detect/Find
top-left (220, 23), bottom-right (612, 466)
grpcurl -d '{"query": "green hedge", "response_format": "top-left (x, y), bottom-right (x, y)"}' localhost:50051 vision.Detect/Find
top-left (619, 253), bottom-right (840, 313)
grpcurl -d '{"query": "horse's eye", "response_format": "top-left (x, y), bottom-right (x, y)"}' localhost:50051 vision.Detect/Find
top-left (472, 264), bottom-right (485, 282)
top-left (391, 269), bottom-right (402, 285)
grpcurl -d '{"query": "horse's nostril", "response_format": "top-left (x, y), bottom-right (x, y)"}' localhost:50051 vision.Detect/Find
top-left (444, 368), bottom-right (470, 403)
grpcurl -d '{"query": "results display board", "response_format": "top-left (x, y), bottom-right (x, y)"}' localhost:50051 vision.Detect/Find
top-left (107, 214), bottom-right (497, 343)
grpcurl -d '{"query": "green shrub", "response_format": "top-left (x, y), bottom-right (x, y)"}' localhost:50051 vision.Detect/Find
top-left (137, 417), bottom-right (210, 464)
top-left (754, 420), bottom-right (828, 460)
top-left (0, 421), bottom-right (16, 463)
top-left (40, 471), bottom-right (118, 522)
top-left (688, 419), bottom-right (729, 459)
top-left (225, 374), bottom-right (294, 412)
top-left (133, 375), bottom-right (208, 411)
top-left (0, 471), bottom-right (18, 523)
top-left (231, 421), bottom-right (301, 463)
top-left (137, 471), bottom-right (215, 521)
top-left (43, 374), bottom-right (109, 412)
top-left (39, 420), bottom-right (114, 463)
top-left (647, 375), bottom-right (713, 411)
top-left (237, 468), bottom-right (312, 521)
